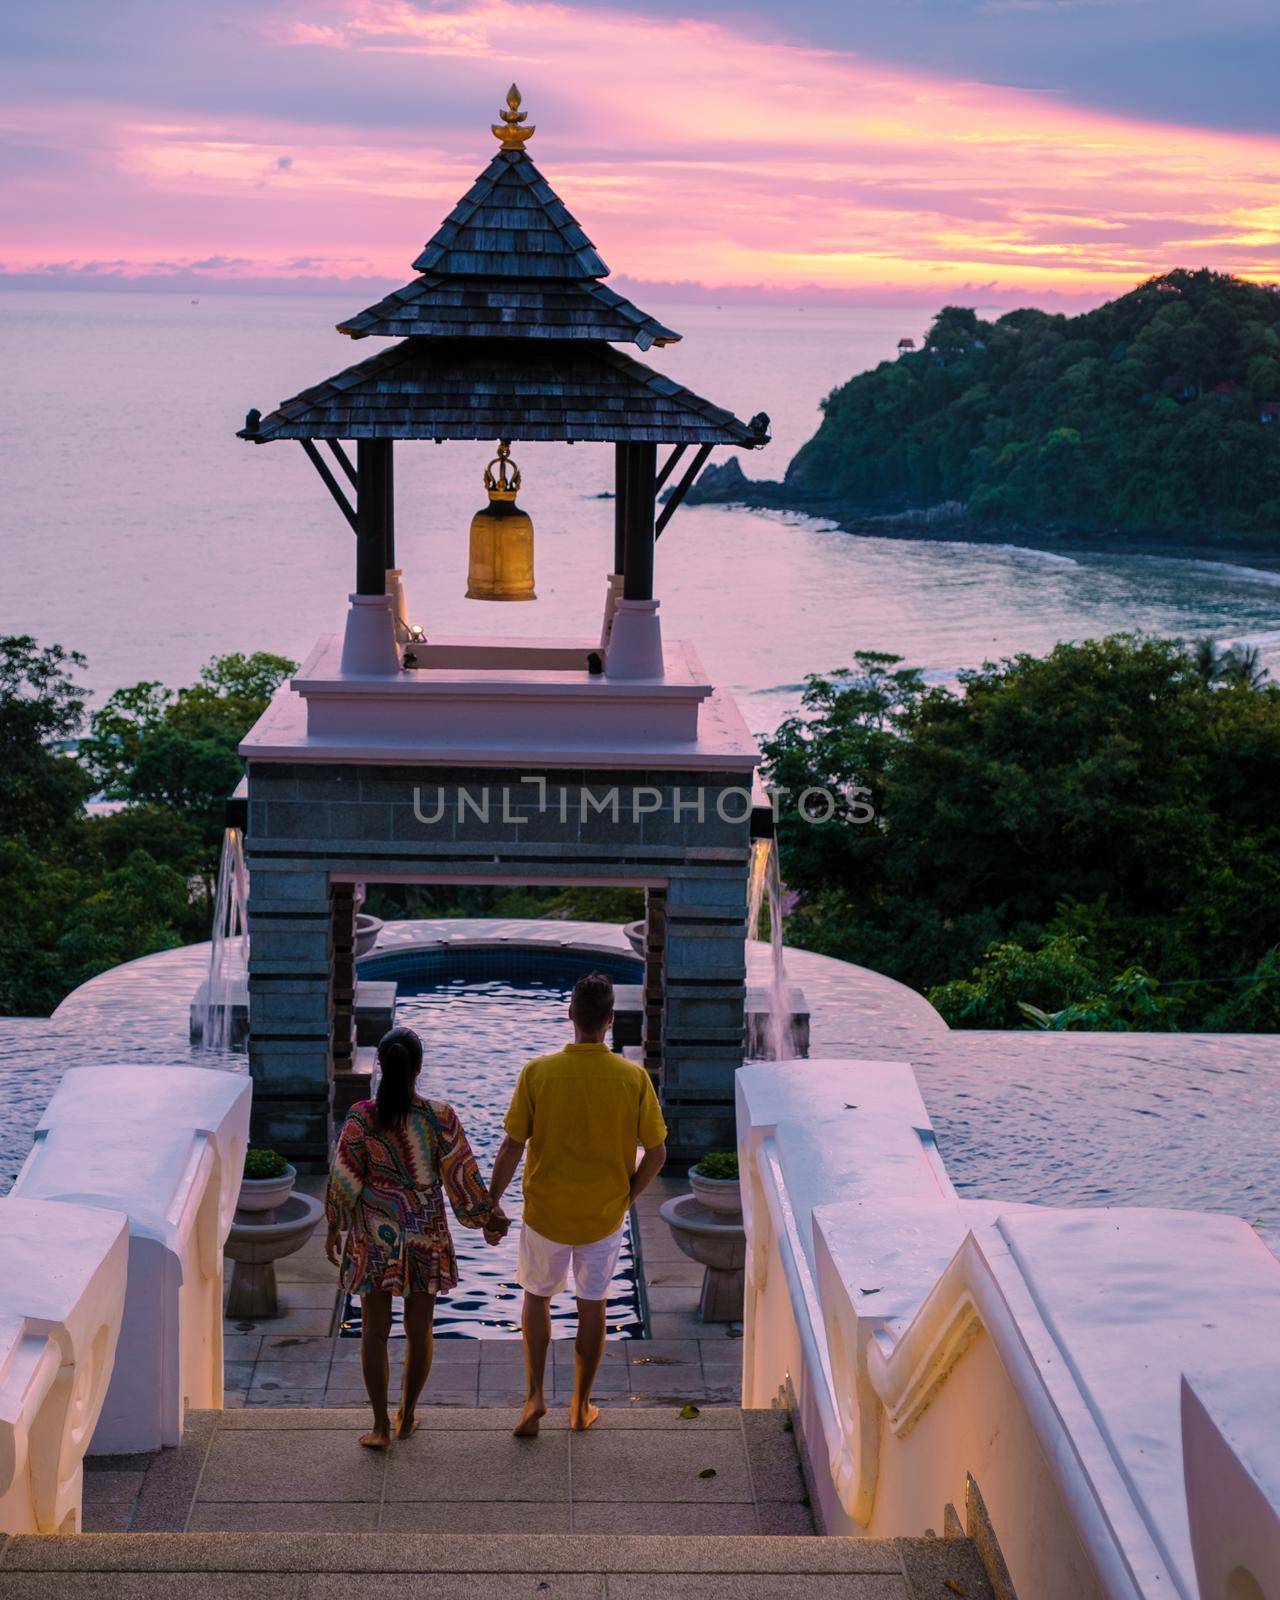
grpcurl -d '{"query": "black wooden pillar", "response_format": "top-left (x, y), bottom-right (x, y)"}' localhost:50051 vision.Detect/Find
top-left (383, 441), bottom-right (396, 571)
top-left (620, 441), bottom-right (657, 601)
top-left (355, 439), bottom-right (390, 595)
top-left (613, 444), bottom-right (629, 574)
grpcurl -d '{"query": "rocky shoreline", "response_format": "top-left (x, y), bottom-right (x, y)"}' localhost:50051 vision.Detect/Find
top-left (680, 456), bottom-right (1280, 574)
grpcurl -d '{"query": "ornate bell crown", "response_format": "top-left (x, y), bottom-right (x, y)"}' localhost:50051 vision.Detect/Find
top-left (483, 440), bottom-right (521, 502)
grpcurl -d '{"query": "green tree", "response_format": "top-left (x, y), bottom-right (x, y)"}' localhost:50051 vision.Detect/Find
top-left (0, 636), bottom-right (91, 840)
top-left (81, 650), bottom-right (295, 851)
top-left (0, 643), bottom-right (293, 1017)
top-left (766, 635), bottom-right (1280, 1029)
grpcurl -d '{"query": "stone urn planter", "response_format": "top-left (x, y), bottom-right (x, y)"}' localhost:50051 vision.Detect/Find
top-left (659, 1193), bottom-right (746, 1322)
top-left (661, 1152), bottom-right (746, 1322)
top-left (238, 1151), bottom-right (297, 1214)
top-left (689, 1153), bottom-right (741, 1214)
top-left (690, 1169), bottom-right (742, 1215)
top-left (623, 918), bottom-right (646, 958)
top-left (225, 1192), bottom-right (325, 1319)
top-left (354, 912), bottom-right (383, 957)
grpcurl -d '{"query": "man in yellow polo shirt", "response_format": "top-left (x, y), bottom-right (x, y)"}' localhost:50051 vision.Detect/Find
top-left (487, 971), bottom-right (667, 1437)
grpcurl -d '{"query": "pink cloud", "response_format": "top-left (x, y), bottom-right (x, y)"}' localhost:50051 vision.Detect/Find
top-left (2, 0), bottom-right (1279, 300)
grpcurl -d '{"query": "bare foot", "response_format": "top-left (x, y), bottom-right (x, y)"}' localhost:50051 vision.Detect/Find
top-left (359, 1426), bottom-right (391, 1450)
top-left (513, 1398), bottom-right (547, 1438)
top-left (394, 1409), bottom-right (418, 1439)
top-left (569, 1400), bottom-right (600, 1432)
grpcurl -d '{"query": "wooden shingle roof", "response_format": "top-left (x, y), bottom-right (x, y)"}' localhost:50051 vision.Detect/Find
top-left (337, 274), bottom-right (680, 350)
top-left (412, 149), bottom-right (607, 280)
top-left (239, 338), bottom-right (770, 447)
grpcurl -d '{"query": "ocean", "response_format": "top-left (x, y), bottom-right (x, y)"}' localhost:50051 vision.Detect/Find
top-left (3, 288), bottom-right (1280, 735)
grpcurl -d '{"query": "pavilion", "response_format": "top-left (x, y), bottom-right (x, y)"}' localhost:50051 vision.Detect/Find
top-left (236, 88), bottom-right (771, 1162)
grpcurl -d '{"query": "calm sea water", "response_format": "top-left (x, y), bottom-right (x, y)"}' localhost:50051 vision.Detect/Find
top-left (3, 289), bottom-right (1279, 734)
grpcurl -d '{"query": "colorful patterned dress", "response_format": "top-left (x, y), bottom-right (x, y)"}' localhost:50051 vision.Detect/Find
top-left (325, 1097), bottom-right (497, 1296)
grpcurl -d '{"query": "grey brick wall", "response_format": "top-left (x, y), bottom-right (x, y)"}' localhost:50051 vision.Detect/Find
top-left (246, 762), bottom-right (752, 1160)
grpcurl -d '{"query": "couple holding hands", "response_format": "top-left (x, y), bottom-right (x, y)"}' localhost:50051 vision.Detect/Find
top-left (324, 971), bottom-right (668, 1447)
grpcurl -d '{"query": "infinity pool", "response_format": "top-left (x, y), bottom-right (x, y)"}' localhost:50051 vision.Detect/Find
top-left (1, 922), bottom-right (1274, 1276)
top-left (343, 951), bottom-right (645, 1340)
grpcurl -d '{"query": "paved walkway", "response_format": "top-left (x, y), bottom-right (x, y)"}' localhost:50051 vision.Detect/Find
top-left (216, 1170), bottom-right (742, 1414)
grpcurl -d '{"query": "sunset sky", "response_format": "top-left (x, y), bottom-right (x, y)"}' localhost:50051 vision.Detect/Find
top-left (3, 0), bottom-right (1278, 305)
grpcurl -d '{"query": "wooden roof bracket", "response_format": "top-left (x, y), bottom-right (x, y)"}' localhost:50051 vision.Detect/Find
top-left (300, 439), bottom-right (358, 533)
top-left (655, 443), bottom-right (688, 493)
top-left (326, 439), bottom-right (359, 490)
top-left (654, 443), bottom-right (713, 539)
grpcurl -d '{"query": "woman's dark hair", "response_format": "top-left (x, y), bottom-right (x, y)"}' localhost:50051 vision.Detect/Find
top-left (374, 1026), bottom-right (423, 1128)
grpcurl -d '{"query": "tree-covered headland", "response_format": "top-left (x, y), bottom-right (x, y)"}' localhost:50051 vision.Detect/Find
top-left (780, 271), bottom-right (1280, 542)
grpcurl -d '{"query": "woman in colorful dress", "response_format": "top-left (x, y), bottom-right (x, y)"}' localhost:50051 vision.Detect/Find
top-left (325, 1026), bottom-right (508, 1448)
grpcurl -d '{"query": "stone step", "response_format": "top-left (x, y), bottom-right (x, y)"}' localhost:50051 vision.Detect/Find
top-left (62, 1407), bottom-right (997, 1598)
top-left (0, 1530), bottom-right (997, 1599)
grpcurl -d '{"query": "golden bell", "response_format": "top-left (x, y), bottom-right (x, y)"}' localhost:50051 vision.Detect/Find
top-left (466, 442), bottom-right (536, 602)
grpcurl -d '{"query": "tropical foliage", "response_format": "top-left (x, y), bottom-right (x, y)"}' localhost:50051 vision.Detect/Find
top-left (0, 638), bottom-right (294, 1016)
top-left (763, 635), bottom-right (1280, 1030)
top-left (787, 270), bottom-right (1280, 539)
top-left (0, 636), bottom-right (643, 1016)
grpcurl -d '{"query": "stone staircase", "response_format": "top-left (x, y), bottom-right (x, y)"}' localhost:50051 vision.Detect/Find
top-left (13, 1406), bottom-right (998, 1598)
top-left (0, 1529), bottom-right (997, 1599)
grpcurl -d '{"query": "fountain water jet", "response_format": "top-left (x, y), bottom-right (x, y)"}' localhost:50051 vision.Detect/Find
top-left (197, 827), bottom-right (249, 1051)
top-left (747, 836), bottom-right (797, 1060)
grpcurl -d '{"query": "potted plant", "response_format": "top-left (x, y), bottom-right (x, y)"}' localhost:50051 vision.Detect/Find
top-left (238, 1147), bottom-right (297, 1213)
top-left (689, 1150), bottom-right (741, 1214)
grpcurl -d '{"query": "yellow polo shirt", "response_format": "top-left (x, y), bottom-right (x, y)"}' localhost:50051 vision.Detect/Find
top-left (503, 1043), bottom-right (667, 1246)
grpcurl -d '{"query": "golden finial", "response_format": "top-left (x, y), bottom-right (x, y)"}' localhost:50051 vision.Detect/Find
top-left (492, 83), bottom-right (534, 148)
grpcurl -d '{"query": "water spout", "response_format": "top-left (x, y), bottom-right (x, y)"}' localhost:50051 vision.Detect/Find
top-left (198, 826), bottom-right (249, 1052)
top-left (747, 837), bottom-right (796, 1060)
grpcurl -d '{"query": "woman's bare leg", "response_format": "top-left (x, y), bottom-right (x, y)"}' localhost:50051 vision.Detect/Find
top-left (397, 1292), bottom-right (435, 1437)
top-left (359, 1290), bottom-right (393, 1448)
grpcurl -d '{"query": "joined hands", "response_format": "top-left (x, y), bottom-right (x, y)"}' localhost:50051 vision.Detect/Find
top-left (483, 1206), bottom-right (511, 1247)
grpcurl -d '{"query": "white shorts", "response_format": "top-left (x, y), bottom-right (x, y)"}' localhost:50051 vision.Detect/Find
top-left (516, 1221), bottom-right (625, 1302)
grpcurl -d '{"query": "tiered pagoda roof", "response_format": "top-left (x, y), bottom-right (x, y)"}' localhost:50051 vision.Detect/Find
top-left (337, 275), bottom-right (678, 350)
top-left (242, 87), bottom-right (767, 448)
top-left (412, 146), bottom-right (609, 279)
top-left (242, 337), bottom-right (764, 445)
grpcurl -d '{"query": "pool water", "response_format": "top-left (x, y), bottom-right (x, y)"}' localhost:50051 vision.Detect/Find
top-left (339, 971), bottom-right (646, 1340)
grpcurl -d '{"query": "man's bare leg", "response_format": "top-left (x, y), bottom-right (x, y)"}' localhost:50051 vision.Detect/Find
top-left (570, 1297), bottom-right (606, 1431)
top-left (514, 1291), bottom-right (551, 1437)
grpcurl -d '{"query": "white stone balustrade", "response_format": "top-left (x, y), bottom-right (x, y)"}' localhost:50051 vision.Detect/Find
top-left (13, 1064), bottom-right (251, 1454)
top-left (738, 1057), bottom-right (1280, 1600)
top-left (1183, 1366), bottom-right (1280, 1600)
top-left (0, 1197), bottom-right (129, 1534)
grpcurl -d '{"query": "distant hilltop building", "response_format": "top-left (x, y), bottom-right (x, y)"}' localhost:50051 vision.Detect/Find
top-left (896, 337), bottom-right (916, 354)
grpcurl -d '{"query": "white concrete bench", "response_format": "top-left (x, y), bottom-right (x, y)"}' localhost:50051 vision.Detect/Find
top-left (0, 1197), bottom-right (128, 1533)
top-left (13, 1064), bottom-right (251, 1453)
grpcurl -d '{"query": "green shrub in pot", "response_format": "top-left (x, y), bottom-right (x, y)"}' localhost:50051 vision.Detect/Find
top-left (244, 1148), bottom-right (289, 1181)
